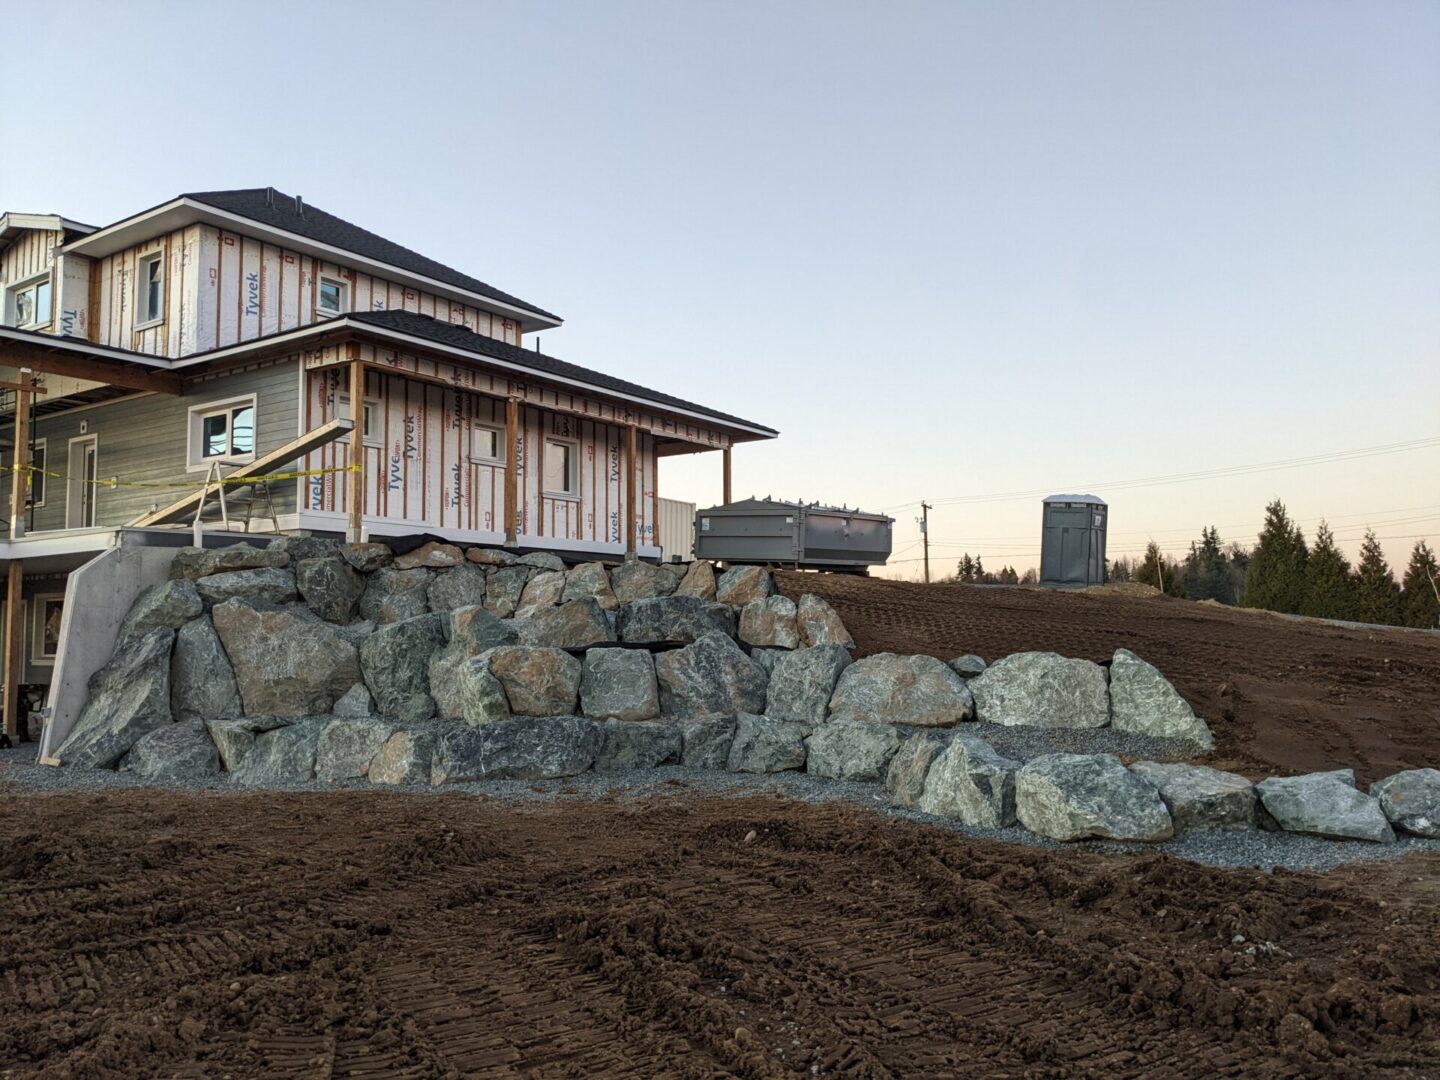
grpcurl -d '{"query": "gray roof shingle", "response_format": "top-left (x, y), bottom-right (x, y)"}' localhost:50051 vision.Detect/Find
top-left (183, 187), bottom-right (560, 322)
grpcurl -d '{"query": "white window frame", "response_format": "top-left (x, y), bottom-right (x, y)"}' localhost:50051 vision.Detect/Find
top-left (27, 438), bottom-right (46, 509)
top-left (31, 593), bottom-right (65, 665)
top-left (338, 395), bottom-right (382, 448)
top-left (468, 423), bottom-right (506, 465)
top-left (134, 251), bottom-right (165, 330)
top-left (316, 276), bottom-right (350, 318)
top-left (187, 394), bottom-right (258, 471)
top-left (66, 434), bottom-right (99, 529)
top-left (542, 436), bottom-right (579, 499)
top-left (7, 272), bottom-right (53, 329)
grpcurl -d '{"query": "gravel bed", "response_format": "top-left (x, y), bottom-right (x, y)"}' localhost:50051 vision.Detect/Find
top-left (3, 743), bottom-right (1435, 873)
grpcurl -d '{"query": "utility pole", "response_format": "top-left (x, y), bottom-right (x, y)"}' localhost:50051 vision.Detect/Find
top-left (919, 502), bottom-right (931, 584)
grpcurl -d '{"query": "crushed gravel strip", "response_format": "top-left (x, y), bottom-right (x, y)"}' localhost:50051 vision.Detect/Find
top-left (3, 743), bottom-right (1434, 873)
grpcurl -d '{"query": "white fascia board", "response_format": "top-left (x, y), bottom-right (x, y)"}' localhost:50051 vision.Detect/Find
top-left (62, 198), bottom-right (562, 332)
top-left (0, 326), bottom-right (177, 370)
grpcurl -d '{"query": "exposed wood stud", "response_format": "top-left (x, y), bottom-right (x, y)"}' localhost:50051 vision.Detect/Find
top-left (347, 356), bottom-right (365, 543)
top-left (722, 446), bottom-right (733, 505)
top-left (504, 396), bottom-right (519, 545)
top-left (625, 423), bottom-right (637, 558)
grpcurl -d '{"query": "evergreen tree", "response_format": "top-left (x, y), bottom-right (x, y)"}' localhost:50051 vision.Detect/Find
top-left (956, 554), bottom-right (976, 583)
top-left (1136, 541), bottom-right (1185, 596)
top-left (1182, 526), bottom-right (1236, 603)
top-left (1241, 500), bottom-right (1308, 613)
top-left (1352, 529), bottom-right (1402, 626)
top-left (1300, 521), bottom-right (1356, 620)
top-left (1400, 539), bottom-right (1440, 629)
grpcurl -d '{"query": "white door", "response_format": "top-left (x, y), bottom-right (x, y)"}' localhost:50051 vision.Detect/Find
top-left (66, 435), bottom-right (98, 528)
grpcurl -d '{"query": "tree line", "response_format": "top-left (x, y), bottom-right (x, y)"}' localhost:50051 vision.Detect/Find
top-left (1106, 499), bottom-right (1439, 628)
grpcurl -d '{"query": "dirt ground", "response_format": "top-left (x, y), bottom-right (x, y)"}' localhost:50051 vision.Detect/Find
top-left (778, 573), bottom-right (1440, 786)
top-left (1, 787), bottom-right (1437, 1078)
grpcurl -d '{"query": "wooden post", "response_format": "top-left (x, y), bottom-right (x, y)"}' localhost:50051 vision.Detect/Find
top-left (504, 397), bottom-right (519, 546)
top-left (347, 357), bottom-right (365, 543)
top-left (721, 446), bottom-right (733, 506)
top-left (625, 425), bottom-right (637, 559)
top-left (9, 379), bottom-right (33, 540)
top-left (3, 560), bottom-right (23, 739)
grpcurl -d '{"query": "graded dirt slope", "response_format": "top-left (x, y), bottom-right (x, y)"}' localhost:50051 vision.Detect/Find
top-left (2, 788), bottom-right (1438, 1077)
top-left (779, 572), bottom-right (1440, 785)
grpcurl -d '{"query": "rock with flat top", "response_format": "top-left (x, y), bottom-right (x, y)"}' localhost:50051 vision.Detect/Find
top-left (170, 542), bottom-right (289, 580)
top-left (1128, 761), bottom-right (1257, 832)
top-left (519, 552), bottom-right (566, 572)
top-left (616, 595), bottom-right (737, 645)
top-left (805, 719), bottom-right (901, 781)
top-left (340, 542), bottom-right (393, 573)
top-left (969, 652), bottom-right (1110, 729)
top-left (196, 567), bottom-right (297, 606)
top-left (727, 713), bottom-right (808, 773)
top-left (1016, 753), bottom-right (1174, 842)
top-left (580, 648), bottom-right (659, 721)
top-left (430, 716), bottom-right (601, 783)
top-left (595, 719), bottom-right (682, 770)
top-left (739, 596), bottom-right (800, 649)
top-left (610, 560), bottom-right (678, 604)
top-left (394, 541), bottom-right (465, 569)
top-left (1256, 770), bottom-right (1395, 843)
top-left (426, 564), bottom-right (489, 613)
top-left (717, 565), bottom-right (773, 607)
top-left (919, 734), bottom-right (1019, 827)
top-left (828, 653), bottom-right (974, 727)
top-left (358, 567), bottom-right (432, 624)
top-left (482, 645), bottom-right (581, 716)
top-left (211, 600), bottom-right (361, 717)
top-left (1109, 649), bottom-right (1214, 747)
top-left (1370, 769), bottom-right (1440, 838)
top-left (519, 598), bottom-right (616, 650)
top-left (467, 547), bottom-right (517, 567)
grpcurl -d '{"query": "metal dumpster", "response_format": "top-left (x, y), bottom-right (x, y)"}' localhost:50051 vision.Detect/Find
top-left (694, 498), bottom-right (893, 572)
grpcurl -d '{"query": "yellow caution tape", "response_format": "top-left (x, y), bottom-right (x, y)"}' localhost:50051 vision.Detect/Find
top-left (0, 462), bottom-right (360, 490)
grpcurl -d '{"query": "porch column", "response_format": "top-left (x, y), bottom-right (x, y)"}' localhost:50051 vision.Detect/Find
top-left (721, 446), bottom-right (732, 506)
top-left (504, 397), bottom-right (519, 546)
top-left (7, 373), bottom-right (41, 540)
top-left (347, 356), bottom-right (365, 544)
top-left (3, 560), bottom-right (22, 739)
top-left (625, 424), bottom-right (637, 559)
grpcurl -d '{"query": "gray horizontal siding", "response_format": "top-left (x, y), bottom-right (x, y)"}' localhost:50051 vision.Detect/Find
top-left (9, 358), bottom-right (301, 531)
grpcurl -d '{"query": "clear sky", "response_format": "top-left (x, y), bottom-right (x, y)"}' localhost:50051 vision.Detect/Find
top-left (4, 1), bottom-right (1437, 577)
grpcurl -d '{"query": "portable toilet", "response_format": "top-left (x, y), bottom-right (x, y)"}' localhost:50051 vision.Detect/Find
top-left (1039, 494), bottom-right (1108, 587)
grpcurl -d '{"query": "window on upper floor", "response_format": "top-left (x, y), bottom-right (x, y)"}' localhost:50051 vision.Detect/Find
top-left (8, 274), bottom-right (52, 329)
top-left (317, 277), bottom-right (349, 317)
top-left (469, 424), bottom-right (505, 465)
top-left (135, 252), bottom-right (164, 327)
top-left (188, 395), bottom-right (256, 469)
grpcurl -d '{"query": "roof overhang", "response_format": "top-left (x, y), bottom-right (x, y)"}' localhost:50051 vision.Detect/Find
top-left (61, 197), bottom-right (563, 334)
top-left (0, 326), bottom-right (183, 396)
top-left (0, 213), bottom-right (96, 250)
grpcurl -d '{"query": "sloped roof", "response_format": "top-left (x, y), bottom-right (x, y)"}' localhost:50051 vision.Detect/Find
top-left (183, 188), bottom-right (560, 322)
top-left (351, 309), bottom-right (776, 435)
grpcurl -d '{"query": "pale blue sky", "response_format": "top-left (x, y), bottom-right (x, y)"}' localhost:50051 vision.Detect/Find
top-left (5, 0), bottom-right (1437, 575)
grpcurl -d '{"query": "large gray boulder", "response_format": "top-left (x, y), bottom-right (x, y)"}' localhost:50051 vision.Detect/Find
top-left (738, 596), bottom-right (800, 649)
top-left (210, 599), bottom-right (361, 716)
top-left (430, 646), bottom-right (511, 725)
top-left (115, 580), bottom-right (203, 646)
top-left (885, 732), bottom-right (949, 808)
top-left (368, 729), bottom-right (435, 785)
top-left (679, 717), bottom-right (737, 769)
top-left (394, 541), bottom-right (465, 569)
top-left (796, 594), bottom-right (854, 649)
top-left (969, 652), bottom-right (1110, 729)
top-left (195, 567), bottom-right (297, 606)
top-left (717, 565), bottom-right (773, 607)
top-left (595, 719), bottom-right (682, 770)
top-left (483, 565), bottom-right (532, 619)
top-left (315, 717), bottom-right (397, 782)
top-left (426, 564), bottom-right (489, 614)
top-left (561, 562), bottom-right (618, 611)
top-left (828, 653), bottom-right (974, 727)
top-left (1128, 761), bottom-right (1258, 833)
top-left (1016, 753), bottom-right (1174, 842)
top-left (467, 547), bottom-right (518, 567)
top-left (1256, 770), bottom-right (1395, 843)
top-left (231, 717), bottom-right (329, 785)
top-left (482, 645), bottom-right (581, 716)
top-left (359, 613), bottom-right (445, 722)
top-left (340, 542), bottom-right (393, 573)
top-left (765, 645), bottom-right (850, 725)
top-left (655, 631), bottom-right (768, 718)
top-left (271, 536), bottom-right (343, 566)
top-left (610, 560), bottom-right (679, 604)
top-left (580, 648), bottom-right (660, 721)
top-left (170, 542), bottom-right (288, 580)
top-left (616, 595), bottom-right (737, 645)
top-left (674, 561), bottom-right (717, 601)
top-left (170, 615), bottom-right (243, 722)
top-left (1108, 649), bottom-right (1213, 747)
top-left (519, 552), bottom-right (566, 572)
top-left (430, 716), bottom-right (601, 783)
top-left (519, 598), bottom-right (616, 649)
top-left (58, 628), bottom-right (174, 769)
top-left (122, 720), bottom-right (221, 782)
top-left (1370, 768), bottom-right (1440, 838)
top-left (919, 734), bottom-right (1020, 827)
top-left (295, 557), bottom-right (366, 624)
top-left (203, 716), bottom-right (288, 772)
top-left (358, 567), bottom-right (432, 624)
top-left (727, 713), bottom-right (808, 773)
top-left (514, 570), bottom-right (566, 619)
top-left (805, 719), bottom-right (901, 781)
